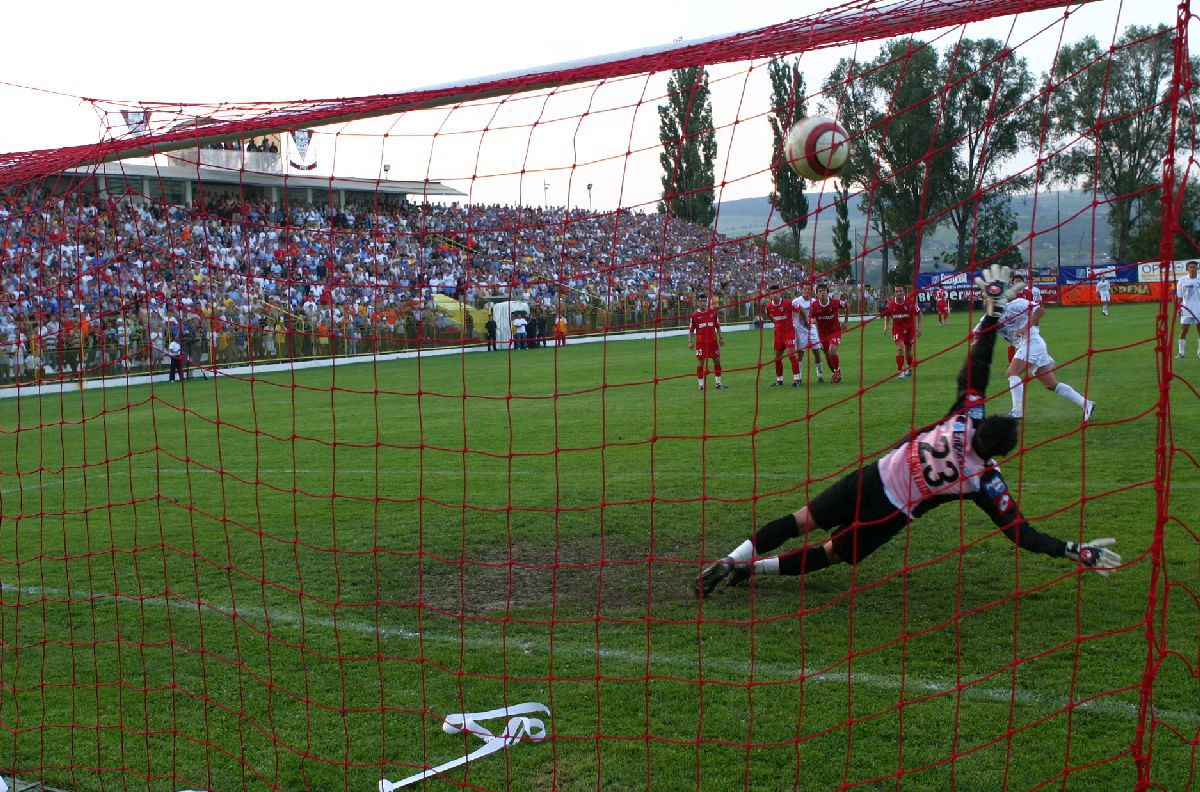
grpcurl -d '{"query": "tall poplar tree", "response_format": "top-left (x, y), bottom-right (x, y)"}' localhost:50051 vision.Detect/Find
top-left (831, 175), bottom-right (854, 278)
top-left (767, 58), bottom-right (809, 259)
top-left (658, 66), bottom-right (717, 227)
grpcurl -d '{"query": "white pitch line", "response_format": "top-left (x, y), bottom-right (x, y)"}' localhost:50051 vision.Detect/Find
top-left (1, 581), bottom-right (1193, 726)
top-left (6, 468), bottom-right (1194, 489)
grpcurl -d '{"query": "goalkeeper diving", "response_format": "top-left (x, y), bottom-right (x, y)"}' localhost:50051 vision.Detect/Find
top-left (695, 265), bottom-right (1122, 597)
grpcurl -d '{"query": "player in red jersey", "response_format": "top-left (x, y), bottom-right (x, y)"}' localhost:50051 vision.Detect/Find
top-left (688, 293), bottom-right (726, 390)
top-left (934, 287), bottom-right (950, 325)
top-left (761, 286), bottom-right (801, 387)
top-left (811, 283), bottom-right (849, 383)
top-left (881, 284), bottom-right (921, 379)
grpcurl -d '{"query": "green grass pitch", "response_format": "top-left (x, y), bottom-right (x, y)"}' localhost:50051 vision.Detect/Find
top-left (0, 302), bottom-right (1195, 791)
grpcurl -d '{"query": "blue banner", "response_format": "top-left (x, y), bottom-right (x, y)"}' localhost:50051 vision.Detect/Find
top-left (1058, 265), bottom-right (1138, 284)
top-left (915, 270), bottom-right (976, 303)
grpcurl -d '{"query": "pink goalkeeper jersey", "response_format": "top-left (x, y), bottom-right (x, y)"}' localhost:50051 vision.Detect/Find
top-left (877, 415), bottom-right (993, 514)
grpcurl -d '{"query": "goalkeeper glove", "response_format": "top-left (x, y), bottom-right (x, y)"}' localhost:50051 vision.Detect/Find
top-left (974, 264), bottom-right (1023, 317)
top-left (1065, 538), bottom-right (1122, 577)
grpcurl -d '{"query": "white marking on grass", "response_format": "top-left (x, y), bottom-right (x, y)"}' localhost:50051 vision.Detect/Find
top-left (11, 468), bottom-right (1196, 491)
top-left (2, 581), bottom-right (1192, 726)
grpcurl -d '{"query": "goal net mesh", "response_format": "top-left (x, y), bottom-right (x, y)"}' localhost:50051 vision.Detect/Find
top-left (0, 0), bottom-right (1196, 789)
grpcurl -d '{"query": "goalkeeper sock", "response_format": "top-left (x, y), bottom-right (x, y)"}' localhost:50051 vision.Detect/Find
top-left (775, 544), bottom-right (832, 576)
top-left (732, 515), bottom-right (801, 561)
top-left (753, 557), bottom-right (780, 575)
top-left (1008, 375), bottom-right (1024, 414)
top-left (1180, 339), bottom-right (1186, 357)
top-left (1054, 382), bottom-right (1085, 407)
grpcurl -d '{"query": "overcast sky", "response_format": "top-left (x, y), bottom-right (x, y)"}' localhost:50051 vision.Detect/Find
top-left (1, 0), bottom-right (1189, 208)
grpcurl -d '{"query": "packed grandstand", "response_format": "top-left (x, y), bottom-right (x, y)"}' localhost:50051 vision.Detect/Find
top-left (0, 189), bottom-right (852, 382)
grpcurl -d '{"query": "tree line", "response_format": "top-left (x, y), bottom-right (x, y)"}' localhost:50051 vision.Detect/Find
top-left (657, 24), bottom-right (1198, 286)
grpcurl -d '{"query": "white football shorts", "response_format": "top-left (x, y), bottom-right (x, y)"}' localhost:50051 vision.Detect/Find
top-left (795, 326), bottom-right (822, 351)
top-left (1011, 334), bottom-right (1055, 369)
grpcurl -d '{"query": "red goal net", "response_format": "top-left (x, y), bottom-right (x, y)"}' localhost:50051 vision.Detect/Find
top-left (0, 1), bottom-right (1196, 790)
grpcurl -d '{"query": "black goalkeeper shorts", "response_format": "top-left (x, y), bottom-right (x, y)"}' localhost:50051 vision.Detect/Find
top-left (808, 462), bottom-right (912, 565)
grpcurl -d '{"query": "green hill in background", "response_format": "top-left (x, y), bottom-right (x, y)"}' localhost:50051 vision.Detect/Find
top-left (715, 190), bottom-right (1114, 280)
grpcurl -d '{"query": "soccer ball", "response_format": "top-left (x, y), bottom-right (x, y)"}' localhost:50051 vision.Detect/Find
top-left (784, 116), bottom-right (850, 181)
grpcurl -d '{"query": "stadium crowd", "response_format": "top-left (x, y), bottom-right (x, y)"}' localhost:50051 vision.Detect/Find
top-left (0, 189), bottom-right (825, 383)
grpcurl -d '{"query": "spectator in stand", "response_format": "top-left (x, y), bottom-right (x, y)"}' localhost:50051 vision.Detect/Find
top-left (0, 190), bottom-right (802, 380)
top-left (512, 312), bottom-right (529, 350)
top-left (167, 335), bottom-right (185, 382)
top-left (485, 312), bottom-right (498, 351)
top-left (554, 313), bottom-right (568, 347)
top-left (533, 312), bottom-right (547, 349)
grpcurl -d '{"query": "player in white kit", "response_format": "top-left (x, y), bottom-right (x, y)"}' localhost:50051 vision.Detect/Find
top-left (1096, 275), bottom-right (1112, 316)
top-left (790, 283), bottom-right (826, 384)
top-left (1176, 260), bottom-right (1200, 358)
top-left (997, 296), bottom-right (1095, 421)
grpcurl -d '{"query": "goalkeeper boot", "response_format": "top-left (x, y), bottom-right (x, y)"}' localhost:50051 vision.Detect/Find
top-left (1083, 400), bottom-right (1096, 423)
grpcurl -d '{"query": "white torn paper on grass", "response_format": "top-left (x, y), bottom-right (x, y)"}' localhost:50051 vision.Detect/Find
top-left (379, 702), bottom-right (550, 790)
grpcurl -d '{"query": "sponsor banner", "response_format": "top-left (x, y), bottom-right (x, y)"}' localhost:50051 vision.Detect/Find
top-left (1060, 263), bottom-right (1154, 304)
top-left (1060, 281), bottom-right (1168, 305)
top-left (1135, 259), bottom-right (1199, 283)
top-left (1057, 264), bottom-right (1138, 285)
top-left (915, 268), bottom-right (1060, 304)
top-left (915, 270), bottom-right (976, 304)
top-left (1020, 268), bottom-right (1060, 304)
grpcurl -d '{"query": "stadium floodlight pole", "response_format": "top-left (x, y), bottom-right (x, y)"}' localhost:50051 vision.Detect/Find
top-left (0, 0), bottom-right (1103, 188)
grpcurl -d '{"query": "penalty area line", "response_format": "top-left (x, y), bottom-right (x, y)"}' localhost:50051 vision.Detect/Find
top-left (1, 581), bottom-right (1191, 726)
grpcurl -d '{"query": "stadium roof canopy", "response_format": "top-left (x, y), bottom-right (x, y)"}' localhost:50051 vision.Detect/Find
top-left (65, 160), bottom-right (465, 199)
